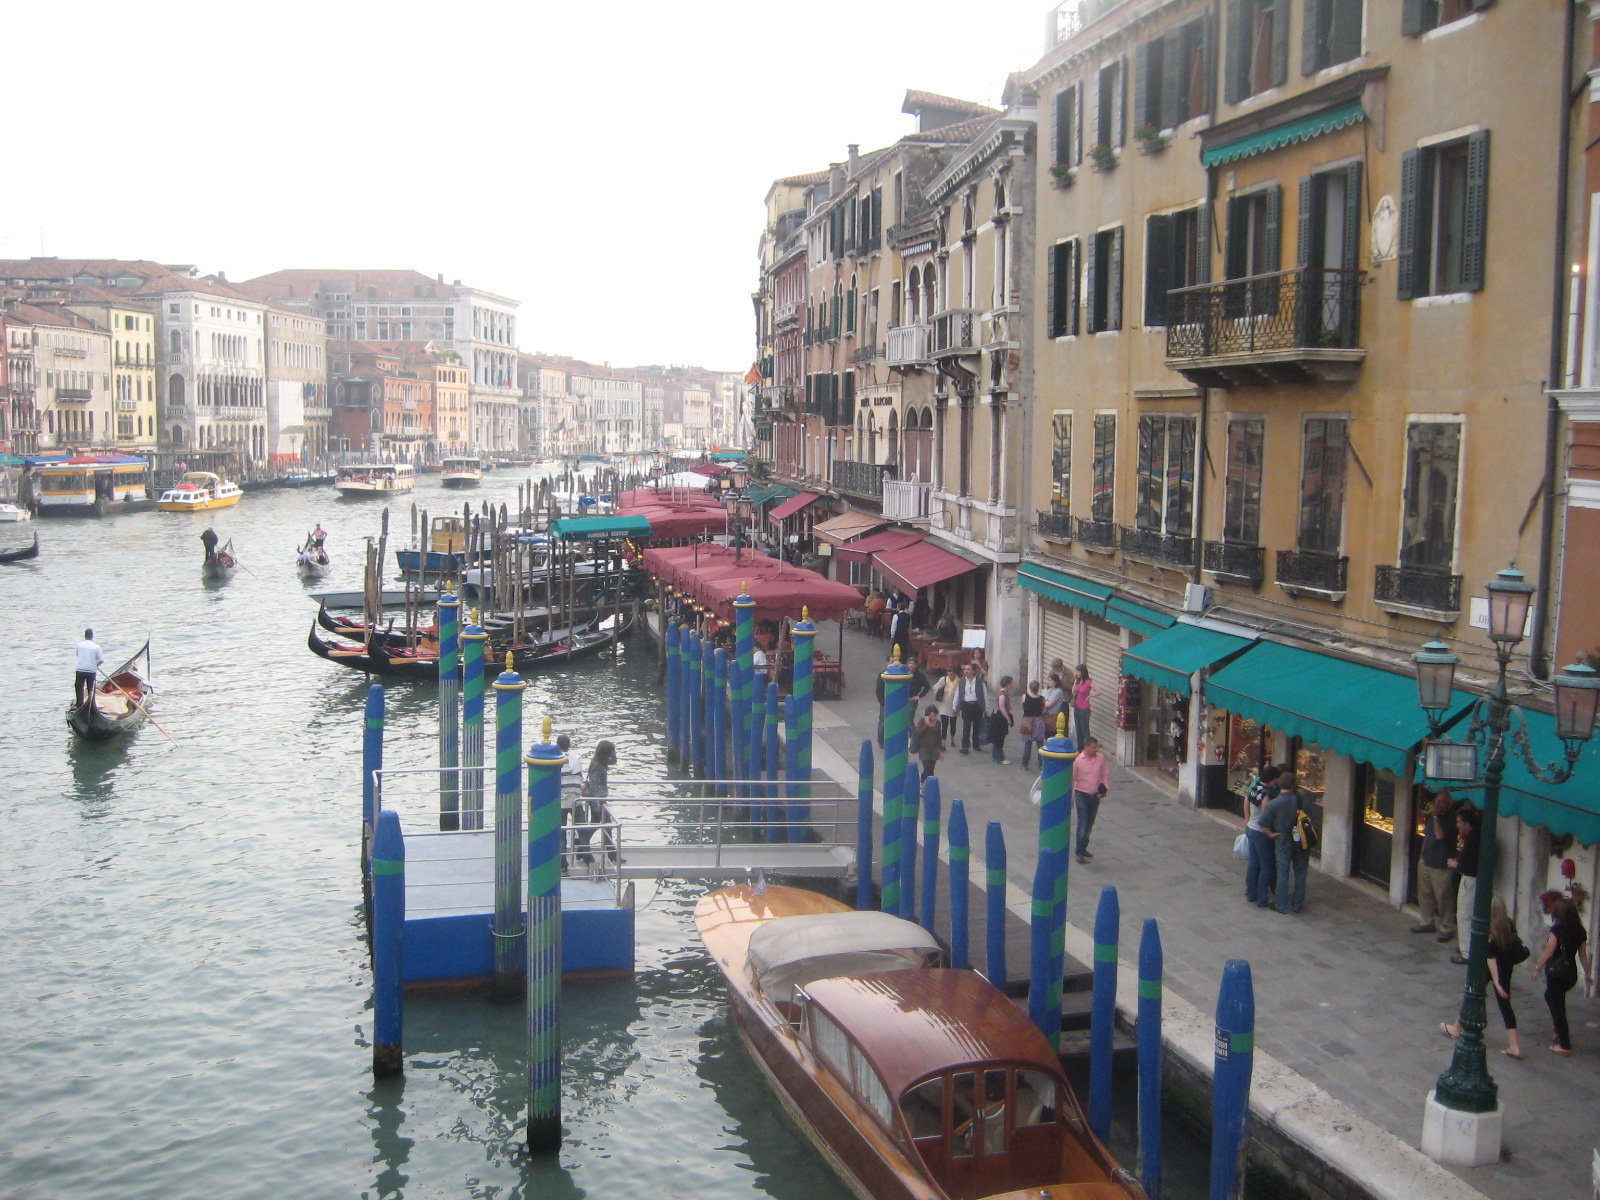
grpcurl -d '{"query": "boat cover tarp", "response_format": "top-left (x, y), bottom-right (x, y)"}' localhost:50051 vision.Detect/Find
top-left (749, 911), bottom-right (939, 996)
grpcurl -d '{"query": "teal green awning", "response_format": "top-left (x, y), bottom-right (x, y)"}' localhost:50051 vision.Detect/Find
top-left (1201, 100), bottom-right (1365, 167)
top-left (1445, 710), bottom-right (1600, 846)
top-left (549, 515), bottom-right (653, 541)
top-left (1206, 641), bottom-right (1475, 776)
top-left (1122, 623), bottom-right (1256, 698)
top-left (743, 482), bottom-right (798, 507)
top-left (1105, 596), bottom-right (1177, 638)
top-left (1018, 563), bottom-right (1112, 618)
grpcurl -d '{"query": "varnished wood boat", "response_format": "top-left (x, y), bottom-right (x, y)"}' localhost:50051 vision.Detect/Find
top-left (507, 617), bottom-right (629, 670)
top-left (67, 641), bottom-right (153, 741)
top-left (695, 885), bottom-right (1146, 1200)
top-left (0, 532), bottom-right (39, 563)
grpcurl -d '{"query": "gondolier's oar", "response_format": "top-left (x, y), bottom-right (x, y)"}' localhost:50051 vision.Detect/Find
top-left (96, 666), bottom-right (179, 747)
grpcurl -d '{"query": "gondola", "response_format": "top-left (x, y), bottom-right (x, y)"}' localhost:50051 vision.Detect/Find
top-left (200, 529), bottom-right (237, 580)
top-left (317, 602), bottom-right (436, 649)
top-left (297, 536), bottom-right (332, 579)
top-left (0, 532), bottom-right (39, 563)
top-left (308, 622), bottom-right (439, 680)
top-left (509, 617), bottom-right (631, 669)
top-left (67, 641), bottom-right (153, 741)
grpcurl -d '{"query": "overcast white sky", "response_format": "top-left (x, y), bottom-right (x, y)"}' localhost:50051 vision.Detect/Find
top-left (5, 0), bottom-right (1052, 371)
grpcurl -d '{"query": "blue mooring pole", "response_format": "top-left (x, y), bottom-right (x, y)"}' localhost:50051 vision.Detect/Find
top-left (791, 611), bottom-right (815, 807)
top-left (1039, 713), bottom-right (1077, 1027)
top-left (524, 717), bottom-right (564, 1153)
top-left (461, 622), bottom-right (487, 830)
top-left (985, 821), bottom-right (1007, 990)
top-left (899, 764), bottom-right (919, 922)
top-left (362, 683), bottom-right (384, 892)
top-left (699, 637), bottom-right (713, 779)
top-left (765, 681), bottom-right (780, 842)
top-left (948, 799), bottom-right (970, 969)
top-left (784, 700), bottom-right (800, 841)
top-left (687, 631), bottom-right (703, 776)
top-left (371, 808), bottom-right (404, 1077)
top-left (664, 620), bottom-right (680, 762)
top-left (880, 653), bottom-right (910, 913)
top-left (438, 593), bottom-right (461, 830)
top-left (734, 589), bottom-right (755, 790)
top-left (712, 647), bottom-right (729, 794)
top-left (855, 740), bottom-right (874, 910)
top-left (1138, 917), bottom-right (1165, 1200)
top-left (491, 653), bottom-right (527, 1001)
top-left (751, 674), bottom-right (767, 829)
top-left (1210, 960), bottom-right (1255, 1200)
top-left (1089, 884), bottom-right (1120, 1139)
top-left (1028, 847), bottom-right (1057, 1041)
top-left (919, 776), bottom-right (940, 932)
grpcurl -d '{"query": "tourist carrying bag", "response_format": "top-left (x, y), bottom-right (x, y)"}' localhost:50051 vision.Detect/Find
top-left (1504, 936), bottom-right (1531, 967)
top-left (1232, 832), bottom-right (1250, 860)
top-left (1547, 946), bottom-right (1580, 989)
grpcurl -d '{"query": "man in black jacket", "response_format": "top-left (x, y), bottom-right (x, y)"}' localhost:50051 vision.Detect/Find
top-left (954, 661), bottom-right (988, 754)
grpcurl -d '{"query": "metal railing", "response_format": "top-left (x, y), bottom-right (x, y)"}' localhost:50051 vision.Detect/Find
top-left (883, 478), bottom-right (933, 521)
top-left (1166, 268), bottom-right (1363, 360)
top-left (1203, 541), bottom-right (1265, 586)
top-left (1121, 526), bottom-right (1194, 567)
top-left (887, 323), bottom-right (932, 366)
top-left (832, 458), bottom-right (886, 500)
top-left (1375, 564), bottom-right (1463, 612)
top-left (1275, 549), bottom-right (1348, 593)
top-left (1036, 509), bottom-right (1074, 541)
top-left (933, 308), bottom-right (979, 355)
top-left (1048, 0), bottom-right (1133, 45)
top-left (1074, 516), bottom-right (1118, 550)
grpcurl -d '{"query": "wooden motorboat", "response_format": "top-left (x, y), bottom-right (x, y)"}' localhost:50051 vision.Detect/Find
top-left (159, 471), bottom-right (243, 512)
top-left (695, 885), bottom-right (1147, 1200)
top-left (67, 641), bottom-right (153, 741)
top-left (395, 515), bottom-right (470, 575)
top-left (0, 532), bottom-right (39, 563)
top-left (200, 530), bottom-right (238, 580)
top-left (297, 536), bottom-right (332, 579)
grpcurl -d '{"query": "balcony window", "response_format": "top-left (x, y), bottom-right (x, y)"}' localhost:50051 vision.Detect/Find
top-left (1052, 81), bottom-right (1082, 167)
top-left (1144, 208), bottom-right (1207, 327)
top-left (1224, 0), bottom-right (1288, 103)
top-left (1297, 416), bottom-right (1348, 556)
top-left (1397, 133), bottom-right (1489, 299)
top-left (1225, 186), bottom-right (1282, 316)
top-left (1303, 0), bottom-right (1363, 72)
top-left (1135, 18), bottom-right (1211, 133)
top-left (1135, 414), bottom-right (1196, 537)
top-left (1092, 413), bottom-right (1116, 522)
top-left (1399, 421), bottom-right (1461, 575)
top-left (1048, 239), bottom-right (1080, 338)
top-left (1050, 412), bottom-right (1072, 513)
top-left (1222, 418), bottom-right (1264, 544)
top-left (1085, 227), bottom-right (1124, 334)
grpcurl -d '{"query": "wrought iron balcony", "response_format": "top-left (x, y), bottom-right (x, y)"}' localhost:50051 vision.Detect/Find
top-left (852, 344), bottom-right (878, 365)
top-left (1203, 541), bottom-right (1265, 587)
top-left (883, 478), bottom-right (933, 522)
top-left (1375, 564), bottom-right (1463, 614)
top-left (832, 457), bottom-right (887, 500)
top-left (1165, 267), bottom-right (1365, 388)
top-left (1275, 549), bottom-right (1348, 595)
top-left (932, 308), bottom-right (979, 357)
top-left (56, 388), bottom-right (93, 402)
top-left (1074, 516), bottom-right (1119, 551)
top-left (1121, 526), bottom-right (1195, 567)
top-left (1036, 509), bottom-right (1074, 541)
top-left (887, 323), bottom-right (932, 366)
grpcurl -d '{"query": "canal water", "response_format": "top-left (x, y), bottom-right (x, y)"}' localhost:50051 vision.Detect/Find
top-left (0, 472), bottom-right (1227, 1200)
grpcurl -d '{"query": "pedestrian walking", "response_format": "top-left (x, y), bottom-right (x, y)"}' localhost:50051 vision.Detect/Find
top-left (1532, 897), bottom-right (1593, 1056)
top-left (1071, 664), bottom-right (1097, 750)
top-left (1448, 806), bottom-right (1481, 965)
top-left (1071, 737), bottom-right (1110, 864)
top-left (1244, 764), bottom-right (1281, 907)
top-left (933, 668), bottom-right (960, 740)
top-left (1018, 680), bottom-right (1047, 769)
top-left (1440, 897), bottom-right (1528, 1058)
top-left (74, 628), bottom-right (105, 709)
top-left (955, 662), bottom-right (988, 754)
top-left (987, 676), bottom-right (1015, 765)
top-left (1261, 772), bottom-right (1312, 914)
top-left (913, 705), bottom-right (945, 781)
top-left (889, 603), bottom-right (913, 663)
top-left (1411, 793), bottom-right (1459, 945)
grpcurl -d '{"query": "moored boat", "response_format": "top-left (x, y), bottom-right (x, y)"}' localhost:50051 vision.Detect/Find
top-left (67, 641), bottom-right (153, 741)
top-left (440, 456), bottom-right (484, 489)
top-left (695, 884), bottom-right (1148, 1200)
top-left (37, 456), bottom-right (154, 516)
top-left (0, 531), bottom-right (39, 562)
top-left (395, 515), bottom-right (471, 575)
top-left (0, 501), bottom-right (29, 522)
top-left (158, 471), bottom-right (243, 512)
top-left (334, 463), bottom-right (416, 497)
top-left (308, 622), bottom-right (439, 679)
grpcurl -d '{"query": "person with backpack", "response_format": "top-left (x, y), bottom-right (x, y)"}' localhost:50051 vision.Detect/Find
top-left (1532, 897), bottom-right (1593, 1056)
top-left (1261, 770), bottom-right (1313, 914)
top-left (1440, 896), bottom-right (1528, 1058)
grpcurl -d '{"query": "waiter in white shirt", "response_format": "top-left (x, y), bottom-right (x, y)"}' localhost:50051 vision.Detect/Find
top-left (75, 629), bottom-right (105, 709)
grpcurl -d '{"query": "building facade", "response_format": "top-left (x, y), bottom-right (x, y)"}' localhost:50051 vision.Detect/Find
top-left (263, 306), bottom-right (327, 464)
top-left (62, 294), bottom-right (158, 451)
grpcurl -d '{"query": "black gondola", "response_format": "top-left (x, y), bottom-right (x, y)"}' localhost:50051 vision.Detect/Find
top-left (0, 532), bottom-right (39, 563)
top-left (308, 621), bottom-right (439, 680)
top-left (67, 640), bottom-right (152, 741)
top-left (509, 618), bottom-right (630, 669)
top-left (317, 602), bottom-right (435, 649)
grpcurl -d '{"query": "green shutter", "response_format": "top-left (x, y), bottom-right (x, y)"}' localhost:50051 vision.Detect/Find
top-left (1068, 239), bottom-right (1082, 335)
top-left (1161, 28), bottom-right (1184, 129)
top-left (1225, 196), bottom-right (1247, 279)
top-left (846, 288), bottom-right (856, 333)
top-left (1302, 0), bottom-right (1323, 74)
top-left (1462, 130), bottom-right (1490, 292)
top-left (1297, 175), bottom-right (1319, 268)
top-left (1084, 234), bottom-right (1100, 333)
top-left (1145, 214), bottom-right (1175, 326)
top-left (1271, 0), bottom-right (1290, 86)
top-left (1401, 0), bottom-right (1426, 36)
top-left (1075, 82), bottom-right (1084, 162)
top-left (1343, 161), bottom-right (1363, 272)
top-left (1118, 56), bottom-right (1128, 146)
top-left (1196, 204), bottom-right (1212, 285)
top-left (1109, 225), bottom-right (1125, 330)
top-left (1136, 41), bottom-right (1155, 131)
top-left (1397, 149), bottom-right (1421, 300)
top-left (1202, 14), bottom-right (1218, 114)
top-left (1264, 184), bottom-right (1283, 271)
top-left (1225, 0), bottom-right (1247, 104)
top-left (1054, 88), bottom-right (1073, 163)
top-left (1049, 242), bottom-right (1067, 337)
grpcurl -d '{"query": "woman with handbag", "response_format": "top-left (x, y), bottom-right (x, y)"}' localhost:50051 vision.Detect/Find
top-left (1533, 897), bottom-right (1593, 1056)
top-left (1440, 897), bottom-right (1527, 1058)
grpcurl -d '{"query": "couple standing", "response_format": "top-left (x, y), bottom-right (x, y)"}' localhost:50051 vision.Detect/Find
top-left (1243, 763), bottom-right (1315, 914)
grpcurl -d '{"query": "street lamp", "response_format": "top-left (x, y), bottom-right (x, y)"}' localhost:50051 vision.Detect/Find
top-left (1415, 565), bottom-right (1596, 1164)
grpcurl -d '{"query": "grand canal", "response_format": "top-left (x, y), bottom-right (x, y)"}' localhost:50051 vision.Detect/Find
top-left (0, 471), bottom-right (855, 1200)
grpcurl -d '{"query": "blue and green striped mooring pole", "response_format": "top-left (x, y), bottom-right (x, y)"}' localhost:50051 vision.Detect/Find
top-left (461, 618), bottom-right (488, 830)
top-left (362, 683), bottom-right (384, 893)
top-left (687, 631), bottom-right (704, 776)
top-left (1138, 917), bottom-right (1165, 1200)
top-left (948, 799), bottom-right (970, 969)
top-left (985, 821), bottom-right (1008, 990)
top-left (855, 740), bottom-right (874, 909)
top-left (879, 649), bottom-right (911, 914)
top-left (765, 681), bottom-right (781, 842)
top-left (899, 764), bottom-right (920, 921)
top-left (791, 610), bottom-right (816, 809)
top-left (1039, 713), bottom-right (1078, 1022)
top-left (665, 620), bottom-right (681, 762)
top-left (491, 652), bottom-right (527, 1001)
top-left (1211, 959), bottom-right (1255, 1200)
top-left (712, 646), bottom-right (729, 794)
top-left (734, 589), bottom-right (756, 788)
top-left (371, 807), bottom-right (404, 1077)
top-left (1028, 846), bottom-right (1058, 1042)
top-left (438, 593), bottom-right (461, 831)
top-left (919, 776), bottom-right (941, 932)
top-left (1090, 884), bottom-right (1120, 1138)
top-left (525, 715), bottom-right (565, 1153)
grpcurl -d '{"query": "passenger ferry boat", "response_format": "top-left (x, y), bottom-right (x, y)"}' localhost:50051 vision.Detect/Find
top-left (333, 462), bottom-right (416, 497)
top-left (440, 457), bottom-right (484, 489)
top-left (696, 884), bottom-right (1147, 1200)
top-left (156, 471), bottom-right (243, 512)
top-left (35, 457), bottom-right (153, 517)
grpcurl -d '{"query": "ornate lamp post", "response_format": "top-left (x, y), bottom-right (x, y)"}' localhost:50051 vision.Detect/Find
top-left (1415, 566), bottom-right (1599, 1164)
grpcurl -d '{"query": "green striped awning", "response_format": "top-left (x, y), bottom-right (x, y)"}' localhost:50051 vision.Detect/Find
top-left (1201, 100), bottom-right (1365, 167)
top-left (549, 515), bottom-right (653, 541)
top-left (742, 482), bottom-right (798, 507)
top-left (1440, 709), bottom-right (1600, 846)
top-left (1018, 563), bottom-right (1112, 618)
top-left (1105, 596), bottom-right (1177, 639)
top-left (1121, 623), bottom-right (1256, 698)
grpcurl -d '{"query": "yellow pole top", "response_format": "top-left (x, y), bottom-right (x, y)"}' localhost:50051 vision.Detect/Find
top-left (542, 714), bottom-right (553, 741)
top-left (471, 607), bottom-right (481, 625)
top-left (802, 605), bottom-right (811, 621)
top-left (742, 579), bottom-right (748, 592)
top-left (1057, 712), bottom-right (1068, 738)
top-left (505, 650), bottom-right (514, 673)
top-left (892, 644), bottom-right (903, 665)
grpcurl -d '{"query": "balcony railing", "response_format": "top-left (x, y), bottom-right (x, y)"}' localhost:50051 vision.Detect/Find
top-left (53, 346), bottom-right (88, 358)
top-left (774, 301), bottom-right (800, 327)
top-left (56, 388), bottom-right (93, 402)
top-left (1165, 267), bottom-right (1364, 387)
top-left (887, 323), bottom-right (932, 366)
top-left (1121, 526), bottom-right (1194, 567)
top-left (1049, 0), bottom-right (1133, 46)
top-left (115, 399), bottom-right (138, 412)
top-left (932, 309), bottom-right (979, 357)
top-left (1203, 541), bottom-right (1265, 587)
top-left (883, 478), bottom-right (933, 522)
top-left (1375, 564), bottom-right (1463, 614)
top-left (1036, 509), bottom-right (1074, 541)
top-left (852, 344), bottom-right (878, 365)
top-left (1074, 516), bottom-right (1118, 550)
top-left (1275, 549), bottom-right (1348, 594)
top-left (832, 458), bottom-right (886, 501)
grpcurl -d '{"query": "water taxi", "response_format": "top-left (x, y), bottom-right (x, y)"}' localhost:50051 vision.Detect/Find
top-left (157, 471), bottom-right (243, 512)
top-left (696, 884), bottom-right (1147, 1200)
top-left (334, 462), bottom-right (416, 497)
top-left (440, 456), bottom-right (484, 489)
top-left (35, 456), bottom-right (153, 516)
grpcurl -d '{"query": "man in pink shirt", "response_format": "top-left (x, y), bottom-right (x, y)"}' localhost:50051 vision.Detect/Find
top-left (1071, 737), bottom-right (1111, 864)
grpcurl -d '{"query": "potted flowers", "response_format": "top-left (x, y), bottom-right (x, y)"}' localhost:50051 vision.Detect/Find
top-left (1088, 143), bottom-right (1117, 172)
top-left (1134, 125), bottom-right (1167, 154)
top-left (1049, 162), bottom-right (1076, 188)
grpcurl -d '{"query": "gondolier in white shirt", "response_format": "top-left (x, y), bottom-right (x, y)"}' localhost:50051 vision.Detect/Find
top-left (75, 629), bottom-right (105, 709)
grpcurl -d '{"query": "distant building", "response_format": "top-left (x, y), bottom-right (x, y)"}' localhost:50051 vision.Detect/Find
top-left (262, 306), bottom-right (327, 464)
top-left (0, 302), bottom-right (112, 452)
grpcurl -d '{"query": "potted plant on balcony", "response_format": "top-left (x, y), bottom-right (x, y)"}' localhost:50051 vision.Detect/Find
top-left (1134, 125), bottom-right (1167, 154)
top-left (1049, 161), bottom-right (1077, 188)
top-left (1088, 143), bottom-right (1117, 172)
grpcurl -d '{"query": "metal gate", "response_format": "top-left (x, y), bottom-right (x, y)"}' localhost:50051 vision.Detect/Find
top-left (1039, 601), bottom-right (1076, 685)
top-left (1082, 613), bottom-right (1123, 752)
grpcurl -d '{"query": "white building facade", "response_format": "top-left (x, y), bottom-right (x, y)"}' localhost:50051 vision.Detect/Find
top-left (157, 288), bottom-right (270, 463)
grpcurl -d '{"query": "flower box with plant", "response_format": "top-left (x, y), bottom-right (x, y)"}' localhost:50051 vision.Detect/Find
top-left (1049, 162), bottom-right (1077, 188)
top-left (1088, 143), bottom-right (1117, 171)
top-left (1134, 125), bottom-right (1167, 154)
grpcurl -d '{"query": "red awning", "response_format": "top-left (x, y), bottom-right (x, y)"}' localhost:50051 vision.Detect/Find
top-left (767, 491), bottom-right (820, 525)
top-left (621, 505), bottom-right (727, 540)
top-left (872, 541), bottom-right (981, 594)
top-left (694, 569), bottom-right (864, 625)
top-left (836, 530), bottom-right (923, 565)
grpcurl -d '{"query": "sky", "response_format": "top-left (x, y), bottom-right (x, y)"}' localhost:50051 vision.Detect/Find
top-left (4, 0), bottom-right (1054, 372)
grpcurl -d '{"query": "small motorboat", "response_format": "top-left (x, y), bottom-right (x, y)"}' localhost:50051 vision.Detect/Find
top-left (297, 535), bottom-right (332, 579)
top-left (158, 471), bottom-right (243, 512)
top-left (696, 884), bottom-right (1149, 1200)
top-left (0, 500), bottom-right (30, 523)
top-left (0, 532), bottom-right (39, 563)
top-left (200, 529), bottom-right (238, 580)
top-left (67, 641), bottom-right (153, 741)
top-left (334, 463), bottom-right (416, 497)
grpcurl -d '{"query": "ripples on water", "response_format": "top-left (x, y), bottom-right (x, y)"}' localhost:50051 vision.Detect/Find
top-left (0, 477), bottom-right (853, 1200)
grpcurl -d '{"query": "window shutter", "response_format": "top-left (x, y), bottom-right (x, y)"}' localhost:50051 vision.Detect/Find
top-left (872, 188), bottom-right (883, 244)
top-left (1401, 0), bottom-right (1426, 36)
top-left (1397, 148), bottom-right (1420, 299)
top-left (1264, 184), bottom-right (1283, 271)
top-left (1297, 175), bottom-right (1319, 267)
top-left (1049, 242), bottom-right (1067, 337)
top-left (1118, 56), bottom-right (1128, 146)
top-left (1271, 0), bottom-right (1290, 87)
top-left (1225, 196), bottom-right (1247, 279)
top-left (1196, 204), bottom-right (1212, 284)
top-left (1202, 14), bottom-right (1218, 113)
top-left (1135, 41), bottom-right (1155, 132)
top-left (1145, 214), bottom-right (1175, 326)
top-left (1084, 234), bottom-right (1100, 333)
top-left (1462, 130), bottom-right (1490, 291)
top-left (1224, 0), bottom-right (1247, 104)
top-left (847, 289), bottom-right (856, 333)
top-left (1302, 0), bottom-right (1324, 74)
top-left (1089, 69), bottom-right (1101, 147)
top-left (1054, 89), bottom-right (1072, 162)
top-left (1109, 226), bottom-right (1125, 330)
top-left (1069, 240), bottom-right (1082, 334)
top-left (1161, 28), bottom-right (1184, 129)
top-left (1342, 161), bottom-right (1363, 272)
top-left (1075, 82), bottom-right (1084, 162)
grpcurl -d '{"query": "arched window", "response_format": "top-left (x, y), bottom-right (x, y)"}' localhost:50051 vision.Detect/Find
top-left (168, 374), bottom-right (185, 407)
top-left (170, 329), bottom-right (181, 355)
top-left (907, 266), bottom-right (921, 323)
top-left (923, 265), bottom-right (937, 323)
